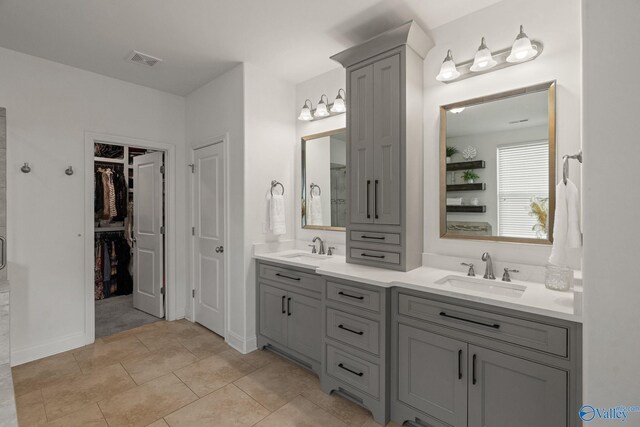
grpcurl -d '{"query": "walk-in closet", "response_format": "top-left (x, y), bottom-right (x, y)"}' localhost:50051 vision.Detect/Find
top-left (94, 142), bottom-right (166, 338)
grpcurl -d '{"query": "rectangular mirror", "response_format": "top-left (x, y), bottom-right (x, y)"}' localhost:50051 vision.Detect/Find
top-left (302, 128), bottom-right (347, 231)
top-left (440, 81), bottom-right (556, 244)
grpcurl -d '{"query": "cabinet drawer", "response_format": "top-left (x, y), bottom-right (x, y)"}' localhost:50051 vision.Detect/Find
top-left (350, 231), bottom-right (400, 245)
top-left (259, 263), bottom-right (320, 293)
top-left (326, 281), bottom-right (381, 313)
top-left (326, 344), bottom-right (380, 398)
top-left (326, 308), bottom-right (380, 355)
top-left (398, 293), bottom-right (568, 357)
top-left (350, 247), bottom-right (401, 265)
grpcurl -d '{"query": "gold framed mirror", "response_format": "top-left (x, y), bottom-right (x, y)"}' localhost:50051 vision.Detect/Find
top-left (440, 81), bottom-right (556, 244)
top-left (301, 128), bottom-right (347, 231)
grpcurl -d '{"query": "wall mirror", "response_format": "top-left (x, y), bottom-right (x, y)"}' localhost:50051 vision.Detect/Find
top-left (302, 128), bottom-right (347, 231)
top-left (440, 81), bottom-right (556, 244)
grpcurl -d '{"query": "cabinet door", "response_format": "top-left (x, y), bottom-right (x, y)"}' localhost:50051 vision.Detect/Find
top-left (259, 283), bottom-right (288, 345)
top-left (349, 64), bottom-right (375, 224)
top-left (286, 291), bottom-right (321, 361)
top-left (398, 324), bottom-right (468, 426)
top-left (373, 54), bottom-right (401, 225)
top-left (468, 345), bottom-right (567, 427)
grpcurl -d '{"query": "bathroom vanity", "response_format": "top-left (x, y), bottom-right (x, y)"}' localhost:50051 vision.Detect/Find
top-left (254, 253), bottom-right (582, 427)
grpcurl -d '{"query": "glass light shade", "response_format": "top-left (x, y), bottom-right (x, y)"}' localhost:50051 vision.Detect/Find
top-left (331, 96), bottom-right (346, 113)
top-left (470, 38), bottom-right (496, 72)
top-left (314, 101), bottom-right (329, 117)
top-left (507, 26), bottom-right (538, 63)
top-left (298, 105), bottom-right (313, 121)
top-left (436, 50), bottom-right (460, 82)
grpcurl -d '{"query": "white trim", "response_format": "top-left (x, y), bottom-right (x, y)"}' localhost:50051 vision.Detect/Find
top-left (190, 134), bottom-right (230, 342)
top-left (84, 131), bottom-right (177, 347)
top-left (226, 330), bottom-right (258, 355)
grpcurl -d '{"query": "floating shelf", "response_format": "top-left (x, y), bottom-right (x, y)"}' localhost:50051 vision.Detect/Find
top-left (446, 160), bottom-right (485, 171)
top-left (447, 183), bottom-right (486, 192)
top-left (447, 205), bottom-right (486, 213)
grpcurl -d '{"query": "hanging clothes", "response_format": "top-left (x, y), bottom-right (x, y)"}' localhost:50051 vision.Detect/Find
top-left (94, 232), bottom-right (132, 300)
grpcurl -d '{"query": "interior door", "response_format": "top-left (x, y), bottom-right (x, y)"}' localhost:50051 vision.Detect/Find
top-left (133, 151), bottom-right (165, 318)
top-left (192, 142), bottom-right (225, 336)
top-left (373, 54), bottom-right (401, 225)
top-left (349, 64), bottom-right (375, 224)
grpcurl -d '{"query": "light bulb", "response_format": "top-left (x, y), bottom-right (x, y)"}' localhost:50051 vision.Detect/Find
top-left (470, 37), bottom-right (497, 72)
top-left (507, 25), bottom-right (538, 63)
top-left (436, 50), bottom-right (460, 82)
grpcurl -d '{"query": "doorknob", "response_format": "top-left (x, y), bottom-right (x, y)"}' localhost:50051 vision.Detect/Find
top-left (215, 246), bottom-right (224, 253)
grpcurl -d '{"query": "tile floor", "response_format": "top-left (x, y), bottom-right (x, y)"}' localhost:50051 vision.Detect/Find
top-left (11, 320), bottom-right (400, 427)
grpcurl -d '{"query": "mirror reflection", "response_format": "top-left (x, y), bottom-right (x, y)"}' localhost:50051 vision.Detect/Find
top-left (302, 129), bottom-right (347, 230)
top-left (441, 82), bottom-right (555, 243)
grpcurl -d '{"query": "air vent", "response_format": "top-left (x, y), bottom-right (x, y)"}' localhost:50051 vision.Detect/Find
top-left (127, 50), bottom-right (162, 67)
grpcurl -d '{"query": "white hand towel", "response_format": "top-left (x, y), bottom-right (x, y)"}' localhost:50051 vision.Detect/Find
top-left (269, 194), bottom-right (286, 235)
top-left (308, 194), bottom-right (323, 225)
top-left (549, 178), bottom-right (581, 266)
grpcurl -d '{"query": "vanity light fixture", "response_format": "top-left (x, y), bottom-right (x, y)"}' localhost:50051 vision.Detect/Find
top-left (470, 37), bottom-right (497, 72)
top-left (330, 89), bottom-right (346, 113)
top-left (436, 50), bottom-right (460, 82)
top-left (298, 99), bottom-right (314, 121)
top-left (506, 25), bottom-right (538, 63)
top-left (314, 94), bottom-right (330, 118)
top-left (436, 25), bottom-right (543, 84)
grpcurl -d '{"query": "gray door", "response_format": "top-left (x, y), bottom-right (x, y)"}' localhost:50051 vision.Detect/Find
top-left (286, 291), bottom-right (321, 361)
top-left (349, 64), bottom-right (375, 224)
top-left (373, 54), bottom-right (401, 225)
top-left (468, 345), bottom-right (567, 427)
top-left (259, 283), bottom-right (287, 346)
top-left (398, 325), bottom-right (468, 427)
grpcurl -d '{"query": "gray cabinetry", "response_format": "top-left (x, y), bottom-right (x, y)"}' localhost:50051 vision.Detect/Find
top-left (256, 261), bottom-right (321, 373)
top-left (332, 21), bottom-right (433, 271)
top-left (392, 288), bottom-right (581, 427)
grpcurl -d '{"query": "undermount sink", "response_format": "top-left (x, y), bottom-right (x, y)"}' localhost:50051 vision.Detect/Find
top-left (435, 275), bottom-right (526, 298)
top-left (280, 252), bottom-right (330, 261)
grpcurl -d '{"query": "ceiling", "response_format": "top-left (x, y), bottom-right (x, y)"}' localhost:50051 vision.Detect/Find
top-left (0, 0), bottom-right (504, 96)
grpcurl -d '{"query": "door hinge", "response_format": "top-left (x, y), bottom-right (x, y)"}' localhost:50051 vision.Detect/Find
top-left (160, 226), bottom-right (165, 235)
top-left (192, 289), bottom-right (195, 298)
top-left (192, 227), bottom-right (195, 236)
top-left (161, 287), bottom-right (165, 295)
top-left (188, 163), bottom-right (195, 173)
top-left (160, 165), bottom-right (165, 174)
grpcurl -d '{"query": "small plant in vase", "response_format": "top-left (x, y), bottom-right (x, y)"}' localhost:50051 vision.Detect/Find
top-left (462, 170), bottom-right (479, 184)
top-left (446, 146), bottom-right (458, 163)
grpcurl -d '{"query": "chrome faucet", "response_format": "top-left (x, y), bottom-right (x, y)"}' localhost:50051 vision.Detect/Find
top-left (313, 236), bottom-right (325, 255)
top-left (481, 252), bottom-right (495, 280)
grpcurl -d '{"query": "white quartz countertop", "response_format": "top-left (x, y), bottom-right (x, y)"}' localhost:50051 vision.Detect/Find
top-left (254, 250), bottom-right (581, 323)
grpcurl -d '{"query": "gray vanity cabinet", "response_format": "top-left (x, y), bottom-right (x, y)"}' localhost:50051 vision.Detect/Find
top-left (332, 21), bottom-right (433, 272)
top-left (256, 261), bottom-right (322, 373)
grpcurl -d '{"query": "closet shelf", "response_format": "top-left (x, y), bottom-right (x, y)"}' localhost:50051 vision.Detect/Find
top-left (447, 183), bottom-right (486, 192)
top-left (94, 156), bottom-right (126, 164)
top-left (446, 160), bottom-right (485, 171)
top-left (95, 226), bottom-right (125, 232)
top-left (447, 205), bottom-right (486, 213)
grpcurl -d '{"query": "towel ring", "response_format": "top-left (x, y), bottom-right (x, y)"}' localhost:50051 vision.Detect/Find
top-left (562, 151), bottom-right (583, 185)
top-left (270, 180), bottom-right (284, 196)
top-left (310, 183), bottom-right (321, 197)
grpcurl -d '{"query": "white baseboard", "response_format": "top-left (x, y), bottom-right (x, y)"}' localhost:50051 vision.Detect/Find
top-left (225, 330), bottom-right (258, 354)
top-left (11, 332), bottom-right (86, 366)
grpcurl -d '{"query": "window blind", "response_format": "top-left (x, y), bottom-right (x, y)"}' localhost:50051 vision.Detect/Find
top-left (497, 141), bottom-right (549, 238)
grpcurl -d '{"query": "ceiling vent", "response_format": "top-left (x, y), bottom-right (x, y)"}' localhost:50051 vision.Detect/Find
top-left (127, 50), bottom-right (162, 67)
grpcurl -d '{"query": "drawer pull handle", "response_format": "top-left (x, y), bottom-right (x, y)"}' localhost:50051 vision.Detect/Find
top-left (281, 295), bottom-right (286, 314)
top-left (366, 180), bottom-right (371, 219)
top-left (287, 297), bottom-right (292, 316)
top-left (458, 349), bottom-right (463, 380)
top-left (472, 354), bottom-right (477, 385)
top-left (361, 235), bottom-right (385, 240)
top-left (338, 324), bottom-right (364, 335)
top-left (275, 273), bottom-right (301, 281)
top-left (338, 291), bottom-right (364, 300)
top-left (338, 363), bottom-right (364, 377)
top-left (439, 311), bottom-right (500, 329)
top-left (360, 253), bottom-right (385, 259)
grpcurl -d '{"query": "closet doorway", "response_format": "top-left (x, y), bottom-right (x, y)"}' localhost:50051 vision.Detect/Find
top-left (86, 133), bottom-right (175, 342)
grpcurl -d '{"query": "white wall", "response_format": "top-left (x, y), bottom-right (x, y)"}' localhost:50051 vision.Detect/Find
top-left (243, 63), bottom-right (296, 350)
top-left (0, 46), bottom-right (188, 364)
top-left (295, 68), bottom-right (347, 249)
top-left (424, 0), bottom-right (582, 267)
top-left (184, 64), bottom-right (245, 346)
top-left (582, 0), bottom-right (640, 409)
